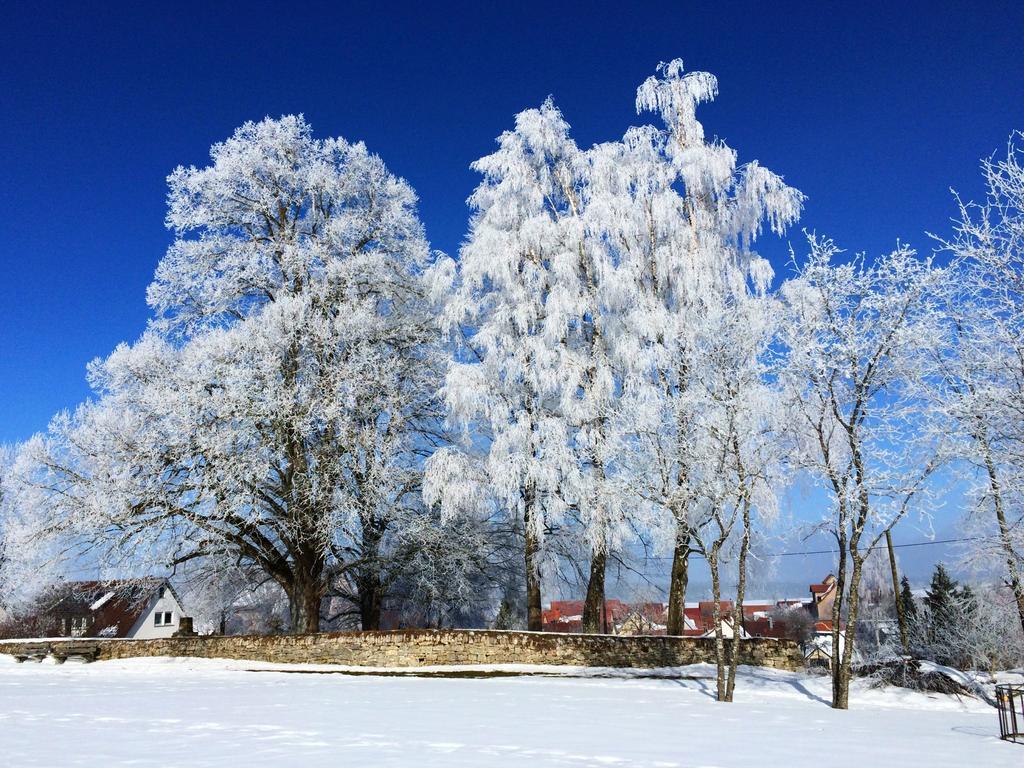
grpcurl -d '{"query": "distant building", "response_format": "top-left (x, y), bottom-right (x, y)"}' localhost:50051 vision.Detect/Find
top-left (540, 573), bottom-right (848, 667)
top-left (1, 579), bottom-right (187, 640)
top-left (541, 599), bottom-right (631, 634)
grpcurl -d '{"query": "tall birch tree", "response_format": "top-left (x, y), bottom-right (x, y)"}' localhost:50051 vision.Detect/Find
top-left (617, 60), bottom-right (802, 634)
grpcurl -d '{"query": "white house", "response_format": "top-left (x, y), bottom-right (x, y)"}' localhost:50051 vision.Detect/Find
top-left (34, 579), bottom-right (188, 639)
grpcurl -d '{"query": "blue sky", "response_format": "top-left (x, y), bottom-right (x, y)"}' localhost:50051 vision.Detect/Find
top-left (2, 1), bottom-right (1022, 451)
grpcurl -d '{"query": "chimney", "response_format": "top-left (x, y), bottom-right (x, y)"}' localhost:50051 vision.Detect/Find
top-left (173, 616), bottom-right (198, 637)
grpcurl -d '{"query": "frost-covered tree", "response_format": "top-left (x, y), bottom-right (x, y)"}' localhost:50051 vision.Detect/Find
top-left (923, 563), bottom-right (968, 645)
top-left (13, 116), bottom-right (447, 633)
top-left (0, 446), bottom-right (12, 606)
top-left (913, 579), bottom-right (1023, 672)
top-left (425, 101), bottom-right (586, 631)
top-left (779, 234), bottom-right (944, 708)
top-left (611, 60), bottom-right (802, 636)
top-left (928, 135), bottom-right (1024, 633)
top-left (900, 575), bottom-right (918, 623)
top-left (672, 292), bottom-right (784, 700)
top-left (427, 61), bottom-right (801, 637)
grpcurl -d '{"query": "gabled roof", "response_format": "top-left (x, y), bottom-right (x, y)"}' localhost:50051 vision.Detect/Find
top-left (42, 578), bottom-right (178, 638)
top-left (810, 574), bottom-right (837, 595)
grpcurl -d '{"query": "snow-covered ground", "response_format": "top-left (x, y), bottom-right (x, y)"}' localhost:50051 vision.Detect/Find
top-left (0, 655), bottom-right (1017, 767)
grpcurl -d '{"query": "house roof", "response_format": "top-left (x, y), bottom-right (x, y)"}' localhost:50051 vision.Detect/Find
top-left (810, 574), bottom-right (837, 595)
top-left (44, 578), bottom-right (176, 638)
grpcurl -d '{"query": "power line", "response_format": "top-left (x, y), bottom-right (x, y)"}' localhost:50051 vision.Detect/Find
top-left (643, 534), bottom-right (997, 561)
top-left (756, 535), bottom-right (994, 559)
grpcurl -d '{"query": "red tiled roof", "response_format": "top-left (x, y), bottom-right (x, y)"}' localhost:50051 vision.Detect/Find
top-left (542, 599), bottom-right (632, 632)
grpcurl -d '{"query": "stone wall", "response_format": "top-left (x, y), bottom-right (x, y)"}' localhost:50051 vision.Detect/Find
top-left (0, 629), bottom-right (804, 670)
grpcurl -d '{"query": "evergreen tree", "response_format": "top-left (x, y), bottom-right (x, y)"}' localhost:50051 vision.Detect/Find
top-left (924, 563), bottom-right (960, 636)
top-left (900, 575), bottom-right (918, 622)
top-left (493, 599), bottom-right (520, 631)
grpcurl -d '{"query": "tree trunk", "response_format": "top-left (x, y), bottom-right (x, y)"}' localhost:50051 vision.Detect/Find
top-left (726, 497), bottom-right (751, 702)
top-left (288, 574), bottom-right (323, 634)
top-left (833, 554), bottom-right (864, 710)
top-left (358, 576), bottom-right (383, 630)
top-left (582, 544), bottom-right (608, 634)
top-left (524, 485), bottom-right (544, 632)
top-left (831, 530), bottom-right (848, 707)
top-left (357, 514), bottom-right (385, 631)
top-left (666, 520), bottom-right (691, 636)
top-left (709, 548), bottom-right (727, 701)
top-left (984, 449), bottom-right (1024, 636)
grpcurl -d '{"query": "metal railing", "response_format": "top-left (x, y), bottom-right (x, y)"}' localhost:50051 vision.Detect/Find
top-left (997, 684), bottom-right (1024, 743)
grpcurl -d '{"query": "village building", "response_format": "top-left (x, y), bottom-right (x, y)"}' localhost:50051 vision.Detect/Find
top-left (540, 574), bottom-right (848, 668)
top-left (3, 578), bottom-right (188, 640)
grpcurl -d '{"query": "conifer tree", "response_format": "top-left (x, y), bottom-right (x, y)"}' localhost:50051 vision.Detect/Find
top-left (924, 563), bottom-right (960, 638)
top-left (900, 575), bottom-right (918, 622)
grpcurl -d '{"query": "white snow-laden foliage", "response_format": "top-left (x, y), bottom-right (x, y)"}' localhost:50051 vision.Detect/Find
top-left (778, 233), bottom-right (946, 708)
top-left (425, 99), bottom-right (587, 630)
top-left (426, 60), bottom-right (802, 632)
top-left (11, 116), bottom-right (453, 632)
top-left (926, 136), bottom-right (1024, 633)
top-left (611, 61), bottom-right (801, 640)
top-left (0, 446), bottom-right (11, 604)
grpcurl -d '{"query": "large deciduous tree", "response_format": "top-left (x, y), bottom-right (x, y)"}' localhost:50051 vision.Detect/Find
top-left (13, 115), bottom-right (445, 633)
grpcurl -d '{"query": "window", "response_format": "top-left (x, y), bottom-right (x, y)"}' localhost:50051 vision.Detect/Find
top-left (154, 611), bottom-right (173, 626)
top-left (164, 611), bottom-right (173, 625)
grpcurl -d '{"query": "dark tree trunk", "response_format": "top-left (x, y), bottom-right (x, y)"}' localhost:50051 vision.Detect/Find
top-left (358, 580), bottom-right (383, 631)
top-left (357, 514), bottom-right (386, 631)
top-left (984, 449), bottom-right (1024, 636)
top-left (666, 520), bottom-right (690, 636)
top-left (833, 554), bottom-right (864, 710)
top-left (288, 574), bottom-right (323, 634)
top-left (582, 545), bottom-right (607, 634)
top-left (831, 528), bottom-right (848, 707)
top-left (885, 529), bottom-right (909, 652)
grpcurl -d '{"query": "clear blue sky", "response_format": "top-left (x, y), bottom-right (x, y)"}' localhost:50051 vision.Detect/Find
top-left (2, 0), bottom-right (1023, 446)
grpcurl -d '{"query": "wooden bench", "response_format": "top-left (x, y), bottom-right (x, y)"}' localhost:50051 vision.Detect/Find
top-left (10, 641), bottom-right (102, 663)
top-left (12, 643), bottom-right (51, 663)
top-left (50, 642), bottom-right (102, 663)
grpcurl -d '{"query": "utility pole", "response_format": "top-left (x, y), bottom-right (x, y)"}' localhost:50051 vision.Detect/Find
top-left (885, 529), bottom-right (909, 652)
